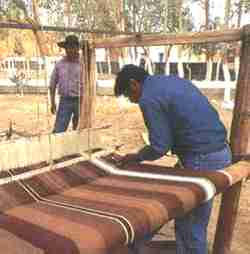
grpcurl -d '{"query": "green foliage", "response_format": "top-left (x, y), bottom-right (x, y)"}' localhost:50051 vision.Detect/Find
top-left (242, 0), bottom-right (250, 12)
top-left (2, 0), bottom-right (249, 34)
top-left (0, 0), bottom-right (23, 20)
top-left (125, 0), bottom-right (163, 32)
top-left (38, 0), bottom-right (64, 26)
top-left (123, 0), bottom-right (194, 33)
top-left (0, 0), bottom-right (24, 39)
top-left (31, 0), bottom-right (195, 34)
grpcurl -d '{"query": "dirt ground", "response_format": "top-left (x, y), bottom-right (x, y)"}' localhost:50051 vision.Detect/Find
top-left (1, 93), bottom-right (250, 253)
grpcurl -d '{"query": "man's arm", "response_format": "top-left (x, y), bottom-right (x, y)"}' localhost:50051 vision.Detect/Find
top-left (138, 99), bottom-right (172, 158)
top-left (49, 86), bottom-right (56, 114)
top-left (115, 99), bottom-right (172, 167)
top-left (115, 145), bottom-right (163, 167)
top-left (49, 66), bottom-right (58, 114)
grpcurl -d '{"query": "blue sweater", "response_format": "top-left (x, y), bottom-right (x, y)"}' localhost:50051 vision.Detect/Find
top-left (137, 75), bottom-right (227, 161)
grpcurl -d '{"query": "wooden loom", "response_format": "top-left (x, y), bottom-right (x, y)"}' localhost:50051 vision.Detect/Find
top-left (91, 26), bottom-right (250, 254)
top-left (0, 22), bottom-right (250, 254)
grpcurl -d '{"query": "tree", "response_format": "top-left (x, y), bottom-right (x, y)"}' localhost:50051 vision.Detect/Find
top-left (234, 0), bottom-right (250, 27)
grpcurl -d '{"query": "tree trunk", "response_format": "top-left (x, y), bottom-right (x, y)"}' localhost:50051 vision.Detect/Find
top-left (206, 58), bottom-right (213, 81)
top-left (164, 45), bottom-right (172, 75)
top-left (65, 0), bottom-right (72, 27)
top-left (30, 0), bottom-right (48, 56)
top-left (216, 59), bottom-right (221, 81)
top-left (204, 0), bottom-right (210, 29)
top-left (237, 0), bottom-right (243, 28)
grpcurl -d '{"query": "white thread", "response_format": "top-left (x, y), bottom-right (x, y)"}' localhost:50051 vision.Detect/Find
top-left (91, 158), bottom-right (217, 202)
top-left (217, 170), bottom-right (233, 186)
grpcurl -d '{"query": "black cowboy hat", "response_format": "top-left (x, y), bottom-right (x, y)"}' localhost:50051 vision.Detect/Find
top-left (57, 35), bottom-right (80, 48)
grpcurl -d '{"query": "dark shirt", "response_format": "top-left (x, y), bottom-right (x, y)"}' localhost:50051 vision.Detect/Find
top-left (137, 75), bottom-right (227, 161)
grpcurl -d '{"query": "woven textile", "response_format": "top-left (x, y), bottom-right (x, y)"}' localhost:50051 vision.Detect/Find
top-left (0, 159), bottom-right (249, 254)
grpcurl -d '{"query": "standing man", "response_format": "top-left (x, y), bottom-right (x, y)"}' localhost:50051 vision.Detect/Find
top-left (49, 34), bottom-right (82, 133)
top-left (114, 64), bottom-right (232, 254)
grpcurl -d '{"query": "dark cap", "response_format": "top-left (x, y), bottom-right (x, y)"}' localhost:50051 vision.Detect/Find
top-left (57, 35), bottom-right (80, 48)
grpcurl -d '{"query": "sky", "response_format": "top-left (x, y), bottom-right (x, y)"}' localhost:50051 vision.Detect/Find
top-left (191, 0), bottom-right (250, 29)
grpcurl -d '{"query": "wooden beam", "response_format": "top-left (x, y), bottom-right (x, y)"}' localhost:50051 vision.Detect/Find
top-left (0, 156), bottom-right (88, 186)
top-left (0, 21), bottom-right (133, 35)
top-left (213, 24), bottom-right (250, 254)
top-left (29, 1), bottom-right (49, 57)
top-left (93, 27), bottom-right (244, 48)
top-left (0, 129), bottom-right (105, 171)
top-left (79, 40), bottom-right (96, 129)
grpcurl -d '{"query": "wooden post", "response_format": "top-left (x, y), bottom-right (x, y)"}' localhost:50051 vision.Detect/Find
top-left (79, 40), bottom-right (96, 130)
top-left (213, 24), bottom-right (250, 254)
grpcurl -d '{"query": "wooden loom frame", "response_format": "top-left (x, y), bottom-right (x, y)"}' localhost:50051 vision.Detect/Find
top-left (89, 25), bottom-right (250, 254)
top-left (1, 22), bottom-right (250, 254)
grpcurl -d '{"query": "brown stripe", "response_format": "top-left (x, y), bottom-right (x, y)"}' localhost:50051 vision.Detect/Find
top-left (3, 203), bottom-right (126, 254)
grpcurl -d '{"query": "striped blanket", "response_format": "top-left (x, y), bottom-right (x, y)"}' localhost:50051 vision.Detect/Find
top-left (0, 157), bottom-right (249, 254)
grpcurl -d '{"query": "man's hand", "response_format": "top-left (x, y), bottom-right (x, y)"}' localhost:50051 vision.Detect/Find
top-left (113, 153), bottom-right (140, 167)
top-left (51, 103), bottom-right (57, 114)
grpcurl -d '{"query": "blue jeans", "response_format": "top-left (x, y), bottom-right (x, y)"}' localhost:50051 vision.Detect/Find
top-left (53, 97), bottom-right (80, 133)
top-left (175, 145), bottom-right (232, 254)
